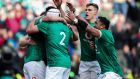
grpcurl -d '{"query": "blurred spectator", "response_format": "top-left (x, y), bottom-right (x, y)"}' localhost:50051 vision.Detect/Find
top-left (98, 0), bottom-right (113, 20)
top-left (5, 2), bottom-right (13, 11)
top-left (0, 28), bottom-right (7, 47)
top-left (30, 0), bottom-right (45, 16)
top-left (7, 30), bottom-right (17, 49)
top-left (0, 7), bottom-right (7, 22)
top-left (5, 9), bottom-right (21, 33)
top-left (113, 0), bottom-right (128, 17)
top-left (112, 0), bottom-right (128, 29)
top-left (123, 44), bottom-right (133, 70)
top-left (117, 49), bottom-right (127, 71)
top-left (127, 0), bottom-right (136, 7)
top-left (14, 2), bottom-right (25, 24)
top-left (131, 47), bottom-right (139, 78)
top-left (0, 0), bottom-right (4, 8)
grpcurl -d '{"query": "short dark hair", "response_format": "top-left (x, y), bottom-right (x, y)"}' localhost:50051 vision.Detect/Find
top-left (86, 3), bottom-right (99, 11)
top-left (98, 16), bottom-right (110, 29)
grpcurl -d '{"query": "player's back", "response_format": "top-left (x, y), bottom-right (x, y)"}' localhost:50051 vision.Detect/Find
top-left (43, 21), bottom-right (72, 68)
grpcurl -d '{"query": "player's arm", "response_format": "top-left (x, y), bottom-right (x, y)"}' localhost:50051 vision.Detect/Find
top-left (53, 0), bottom-right (72, 23)
top-left (26, 18), bottom-right (39, 34)
top-left (74, 16), bottom-right (101, 38)
top-left (67, 11), bottom-right (101, 38)
top-left (86, 26), bottom-right (102, 38)
top-left (58, 7), bottom-right (73, 24)
top-left (68, 25), bottom-right (78, 41)
top-left (76, 16), bottom-right (101, 38)
top-left (66, 11), bottom-right (88, 27)
top-left (66, 2), bottom-right (83, 25)
top-left (18, 35), bottom-right (30, 49)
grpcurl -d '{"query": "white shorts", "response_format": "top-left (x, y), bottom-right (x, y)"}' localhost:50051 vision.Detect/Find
top-left (78, 61), bottom-right (101, 79)
top-left (98, 72), bottom-right (122, 79)
top-left (23, 61), bottom-right (46, 79)
top-left (45, 66), bottom-right (70, 79)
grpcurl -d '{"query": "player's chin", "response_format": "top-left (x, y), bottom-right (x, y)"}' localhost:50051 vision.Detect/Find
top-left (85, 17), bottom-right (90, 20)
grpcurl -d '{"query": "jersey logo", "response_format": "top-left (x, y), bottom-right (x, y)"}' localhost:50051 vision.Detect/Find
top-left (60, 32), bottom-right (66, 46)
top-left (85, 32), bottom-right (92, 39)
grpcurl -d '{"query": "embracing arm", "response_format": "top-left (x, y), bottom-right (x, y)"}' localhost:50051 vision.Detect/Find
top-left (86, 26), bottom-right (101, 38)
top-left (69, 25), bottom-right (78, 41)
top-left (67, 12), bottom-right (101, 38)
top-left (53, 0), bottom-right (72, 23)
top-left (76, 16), bottom-right (101, 38)
top-left (18, 35), bottom-right (30, 49)
top-left (58, 7), bottom-right (73, 24)
top-left (26, 18), bottom-right (39, 34)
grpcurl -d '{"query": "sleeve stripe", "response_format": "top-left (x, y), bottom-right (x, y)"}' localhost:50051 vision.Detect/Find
top-left (98, 30), bottom-right (102, 38)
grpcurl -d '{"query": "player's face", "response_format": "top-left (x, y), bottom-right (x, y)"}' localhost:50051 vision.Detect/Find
top-left (94, 19), bottom-right (104, 30)
top-left (85, 6), bottom-right (98, 20)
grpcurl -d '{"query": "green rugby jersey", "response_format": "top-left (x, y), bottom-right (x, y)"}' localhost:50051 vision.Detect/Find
top-left (37, 21), bottom-right (72, 68)
top-left (77, 22), bottom-right (96, 61)
top-left (24, 43), bottom-right (45, 63)
top-left (24, 17), bottom-right (46, 64)
top-left (96, 29), bottom-right (123, 77)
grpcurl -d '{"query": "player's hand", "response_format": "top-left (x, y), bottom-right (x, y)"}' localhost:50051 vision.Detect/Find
top-left (67, 11), bottom-right (76, 21)
top-left (53, 0), bottom-right (62, 9)
top-left (19, 35), bottom-right (30, 47)
top-left (66, 2), bottom-right (75, 13)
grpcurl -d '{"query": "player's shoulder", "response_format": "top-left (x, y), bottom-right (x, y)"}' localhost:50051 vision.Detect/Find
top-left (100, 29), bottom-right (112, 34)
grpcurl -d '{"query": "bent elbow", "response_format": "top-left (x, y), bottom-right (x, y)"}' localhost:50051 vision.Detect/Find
top-left (26, 29), bottom-right (32, 34)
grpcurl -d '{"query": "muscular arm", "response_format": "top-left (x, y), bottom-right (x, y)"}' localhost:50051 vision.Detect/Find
top-left (69, 25), bottom-right (78, 41)
top-left (18, 35), bottom-right (30, 49)
top-left (59, 7), bottom-right (72, 24)
top-left (54, 0), bottom-right (72, 23)
top-left (76, 17), bottom-right (101, 38)
top-left (86, 26), bottom-right (101, 38)
top-left (26, 18), bottom-right (39, 34)
top-left (70, 15), bottom-right (101, 38)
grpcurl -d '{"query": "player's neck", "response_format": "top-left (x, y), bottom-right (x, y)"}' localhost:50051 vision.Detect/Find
top-left (88, 18), bottom-right (96, 23)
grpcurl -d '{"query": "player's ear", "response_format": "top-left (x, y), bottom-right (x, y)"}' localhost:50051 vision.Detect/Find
top-left (101, 24), bottom-right (105, 29)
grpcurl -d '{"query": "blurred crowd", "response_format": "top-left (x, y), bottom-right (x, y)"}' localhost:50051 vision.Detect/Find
top-left (0, 0), bottom-right (140, 79)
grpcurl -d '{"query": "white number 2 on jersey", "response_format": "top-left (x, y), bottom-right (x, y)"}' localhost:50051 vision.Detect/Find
top-left (60, 32), bottom-right (66, 46)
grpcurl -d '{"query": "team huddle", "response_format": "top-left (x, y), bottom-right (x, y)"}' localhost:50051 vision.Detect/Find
top-left (19, 0), bottom-right (123, 79)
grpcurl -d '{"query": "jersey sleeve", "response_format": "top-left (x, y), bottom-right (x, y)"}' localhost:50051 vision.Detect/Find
top-left (36, 22), bottom-right (49, 34)
top-left (100, 29), bottom-right (113, 41)
top-left (100, 29), bottom-right (107, 40)
top-left (98, 30), bottom-right (102, 38)
top-left (34, 16), bottom-right (44, 25)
